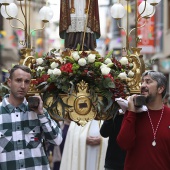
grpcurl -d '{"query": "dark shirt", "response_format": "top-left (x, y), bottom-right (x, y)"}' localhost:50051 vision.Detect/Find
top-left (100, 115), bottom-right (126, 170)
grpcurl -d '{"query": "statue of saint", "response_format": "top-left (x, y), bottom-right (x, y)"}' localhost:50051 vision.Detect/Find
top-left (59, 0), bottom-right (100, 51)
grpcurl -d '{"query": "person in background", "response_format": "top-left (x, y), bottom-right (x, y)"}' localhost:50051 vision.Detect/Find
top-left (163, 93), bottom-right (169, 105)
top-left (47, 120), bottom-right (70, 170)
top-left (0, 65), bottom-right (62, 170)
top-left (163, 93), bottom-right (170, 107)
top-left (167, 96), bottom-right (170, 108)
top-left (60, 119), bottom-right (108, 170)
top-left (100, 115), bottom-right (126, 170)
top-left (117, 70), bottom-right (170, 170)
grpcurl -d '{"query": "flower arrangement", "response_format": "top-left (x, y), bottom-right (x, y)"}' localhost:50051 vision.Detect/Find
top-left (31, 47), bottom-right (133, 120)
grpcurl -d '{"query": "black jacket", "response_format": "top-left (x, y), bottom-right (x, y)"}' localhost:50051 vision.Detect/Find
top-left (100, 115), bottom-right (126, 170)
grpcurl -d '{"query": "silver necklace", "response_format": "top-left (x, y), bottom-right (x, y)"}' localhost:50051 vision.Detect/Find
top-left (147, 105), bottom-right (164, 147)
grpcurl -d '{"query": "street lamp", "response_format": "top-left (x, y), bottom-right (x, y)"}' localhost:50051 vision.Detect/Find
top-left (110, 0), bottom-right (159, 51)
top-left (110, 0), bottom-right (162, 94)
top-left (0, 0), bottom-right (53, 64)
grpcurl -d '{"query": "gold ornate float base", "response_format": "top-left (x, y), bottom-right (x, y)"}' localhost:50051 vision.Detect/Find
top-left (23, 47), bottom-right (145, 126)
top-left (44, 80), bottom-right (98, 126)
top-left (66, 80), bottom-right (97, 126)
top-left (43, 80), bottom-right (115, 126)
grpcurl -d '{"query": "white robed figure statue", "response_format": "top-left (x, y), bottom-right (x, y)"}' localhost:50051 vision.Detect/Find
top-left (60, 120), bottom-right (108, 170)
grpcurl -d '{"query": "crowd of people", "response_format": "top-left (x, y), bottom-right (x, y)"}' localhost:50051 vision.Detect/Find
top-left (0, 64), bottom-right (170, 170)
top-left (1, 1), bottom-right (170, 169)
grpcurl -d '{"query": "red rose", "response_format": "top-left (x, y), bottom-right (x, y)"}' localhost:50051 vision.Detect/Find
top-left (41, 74), bottom-right (50, 81)
top-left (47, 83), bottom-right (56, 91)
top-left (103, 74), bottom-right (114, 82)
top-left (31, 79), bottom-right (39, 85)
top-left (60, 63), bottom-right (73, 73)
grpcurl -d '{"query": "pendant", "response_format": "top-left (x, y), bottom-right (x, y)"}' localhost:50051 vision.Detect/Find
top-left (152, 140), bottom-right (156, 146)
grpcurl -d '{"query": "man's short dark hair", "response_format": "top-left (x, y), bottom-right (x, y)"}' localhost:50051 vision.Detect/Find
top-left (9, 65), bottom-right (32, 79)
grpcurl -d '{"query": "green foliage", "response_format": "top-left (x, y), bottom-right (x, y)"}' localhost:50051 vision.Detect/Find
top-left (103, 78), bottom-right (115, 88)
top-left (31, 49), bottom-right (130, 120)
top-left (0, 83), bottom-right (10, 98)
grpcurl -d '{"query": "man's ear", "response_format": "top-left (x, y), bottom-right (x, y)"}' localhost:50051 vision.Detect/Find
top-left (7, 78), bottom-right (11, 88)
top-left (158, 86), bottom-right (165, 95)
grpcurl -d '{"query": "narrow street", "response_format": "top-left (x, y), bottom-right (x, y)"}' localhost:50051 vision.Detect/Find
top-left (0, 48), bottom-right (19, 83)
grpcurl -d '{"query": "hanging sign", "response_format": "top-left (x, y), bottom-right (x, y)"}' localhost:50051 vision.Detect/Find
top-left (137, 0), bottom-right (155, 54)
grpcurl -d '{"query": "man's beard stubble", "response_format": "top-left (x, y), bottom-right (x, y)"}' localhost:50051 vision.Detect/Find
top-left (141, 87), bottom-right (156, 104)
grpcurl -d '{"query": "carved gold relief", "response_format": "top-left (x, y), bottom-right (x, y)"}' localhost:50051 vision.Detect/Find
top-left (74, 96), bottom-right (92, 115)
top-left (27, 81), bottom-right (40, 95)
top-left (126, 47), bottom-right (145, 94)
top-left (65, 80), bottom-right (97, 126)
top-left (44, 94), bottom-right (70, 121)
top-left (41, 80), bottom-right (98, 126)
top-left (19, 48), bottom-right (35, 66)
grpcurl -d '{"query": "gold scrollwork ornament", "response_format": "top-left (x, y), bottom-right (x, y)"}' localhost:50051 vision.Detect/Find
top-left (66, 80), bottom-right (97, 126)
top-left (126, 47), bottom-right (145, 94)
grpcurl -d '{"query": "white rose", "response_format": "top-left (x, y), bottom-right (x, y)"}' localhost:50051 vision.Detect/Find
top-left (53, 68), bottom-right (61, 75)
top-left (37, 66), bottom-right (44, 71)
top-left (56, 57), bottom-right (63, 64)
top-left (47, 69), bottom-right (53, 75)
top-left (36, 58), bottom-right (44, 65)
top-left (104, 58), bottom-right (112, 64)
top-left (78, 58), bottom-right (87, 66)
top-left (118, 72), bottom-right (127, 79)
top-left (119, 57), bottom-right (128, 65)
top-left (100, 64), bottom-right (107, 69)
top-left (87, 54), bottom-right (96, 63)
top-left (128, 70), bottom-right (134, 78)
top-left (72, 51), bottom-right (80, 61)
top-left (101, 67), bottom-right (111, 75)
top-left (51, 62), bottom-right (59, 69)
top-left (53, 51), bottom-right (60, 56)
